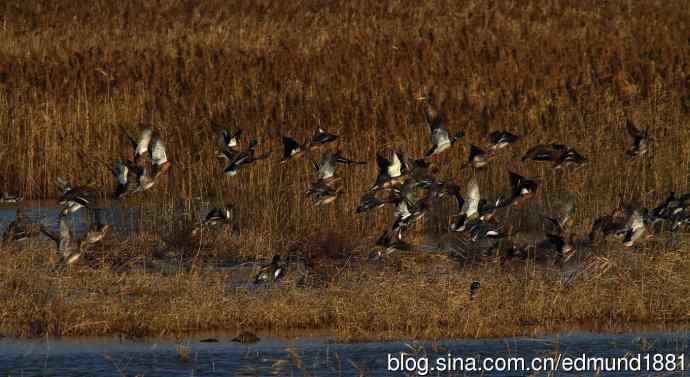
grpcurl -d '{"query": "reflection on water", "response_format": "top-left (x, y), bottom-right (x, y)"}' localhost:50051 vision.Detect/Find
top-left (0, 331), bottom-right (688, 376)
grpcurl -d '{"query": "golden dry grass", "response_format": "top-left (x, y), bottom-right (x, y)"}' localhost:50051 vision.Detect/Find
top-left (0, 0), bottom-right (689, 235)
top-left (0, 0), bottom-right (690, 340)
top-left (1, 240), bottom-right (689, 340)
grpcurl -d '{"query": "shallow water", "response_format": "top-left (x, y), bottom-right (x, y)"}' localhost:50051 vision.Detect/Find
top-left (0, 200), bottom-right (203, 237)
top-left (1, 331), bottom-right (688, 376)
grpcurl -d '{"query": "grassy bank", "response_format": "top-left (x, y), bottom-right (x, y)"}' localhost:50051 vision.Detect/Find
top-left (1, 238), bottom-right (689, 341)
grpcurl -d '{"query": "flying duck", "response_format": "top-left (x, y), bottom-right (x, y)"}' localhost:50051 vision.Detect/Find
top-left (521, 143), bottom-right (568, 162)
top-left (487, 131), bottom-right (520, 150)
top-left (57, 178), bottom-right (97, 215)
top-left (554, 147), bottom-right (588, 169)
top-left (462, 145), bottom-right (493, 169)
top-left (223, 139), bottom-right (271, 176)
top-left (209, 120), bottom-right (242, 160)
top-left (280, 136), bottom-right (306, 164)
top-left (41, 213), bottom-right (80, 265)
top-left (369, 150), bottom-right (406, 191)
top-left (310, 127), bottom-right (339, 147)
top-left (418, 95), bottom-right (463, 157)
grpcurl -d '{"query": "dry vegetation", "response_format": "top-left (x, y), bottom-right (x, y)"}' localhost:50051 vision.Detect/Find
top-left (0, 0), bottom-right (690, 339)
top-left (1, 241), bottom-right (689, 340)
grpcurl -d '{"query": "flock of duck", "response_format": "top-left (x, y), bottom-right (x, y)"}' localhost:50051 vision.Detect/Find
top-left (0, 94), bottom-right (688, 283)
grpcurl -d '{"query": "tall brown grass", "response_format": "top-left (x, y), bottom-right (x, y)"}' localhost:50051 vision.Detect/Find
top-left (1, 0), bottom-right (689, 245)
top-left (0, 0), bottom-right (689, 338)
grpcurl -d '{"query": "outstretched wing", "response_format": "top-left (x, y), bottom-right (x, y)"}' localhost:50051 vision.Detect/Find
top-left (376, 152), bottom-right (390, 174)
top-left (388, 152), bottom-right (403, 178)
top-left (150, 135), bottom-right (168, 166)
top-left (463, 178), bottom-right (480, 217)
top-left (136, 128), bottom-right (154, 157)
top-left (317, 153), bottom-right (336, 180)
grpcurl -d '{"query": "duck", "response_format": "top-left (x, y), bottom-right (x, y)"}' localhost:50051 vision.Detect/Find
top-left (589, 197), bottom-right (649, 247)
top-left (369, 150), bottom-right (406, 191)
top-left (487, 131), bottom-right (520, 150)
top-left (622, 207), bottom-right (647, 247)
top-left (553, 147), bottom-right (589, 169)
top-left (465, 217), bottom-right (505, 243)
top-left (356, 191), bottom-right (397, 214)
top-left (375, 225), bottom-right (413, 254)
top-left (57, 179), bottom-right (97, 215)
top-left (543, 200), bottom-right (575, 235)
top-left (462, 145), bottom-right (493, 169)
top-left (308, 152), bottom-right (357, 205)
top-left (223, 139), bottom-right (271, 176)
top-left (209, 120), bottom-right (242, 160)
top-left (650, 191), bottom-right (690, 230)
top-left (450, 178), bottom-right (480, 232)
top-left (41, 213), bottom-right (81, 265)
top-left (311, 150), bottom-right (366, 181)
top-left (127, 163), bottom-right (157, 193)
top-left (203, 204), bottom-right (233, 227)
top-left (254, 255), bottom-right (285, 284)
top-left (311, 152), bottom-right (339, 182)
top-left (406, 158), bottom-right (437, 183)
top-left (521, 143), bottom-right (568, 162)
top-left (589, 214), bottom-right (625, 242)
top-left (388, 183), bottom-right (428, 236)
top-left (306, 178), bottom-right (342, 206)
top-left (331, 150), bottom-right (366, 165)
top-left (80, 209), bottom-right (111, 250)
top-left (280, 136), bottom-right (306, 164)
top-left (150, 132), bottom-right (172, 178)
top-left (120, 125), bottom-right (154, 164)
top-left (625, 119), bottom-right (648, 159)
top-left (101, 159), bottom-right (130, 199)
top-left (418, 94), bottom-right (463, 157)
top-left (192, 204), bottom-right (234, 235)
top-left (507, 171), bottom-right (538, 202)
top-left (469, 281), bottom-right (481, 300)
top-left (310, 126), bottom-right (339, 147)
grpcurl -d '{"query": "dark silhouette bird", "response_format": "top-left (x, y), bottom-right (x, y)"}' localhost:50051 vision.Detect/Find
top-left (280, 136), bottom-right (306, 164)
top-left (310, 127), bottom-right (339, 147)
top-left (254, 255), bottom-right (285, 284)
top-left (224, 139), bottom-right (271, 176)
top-left (521, 144), bottom-right (568, 162)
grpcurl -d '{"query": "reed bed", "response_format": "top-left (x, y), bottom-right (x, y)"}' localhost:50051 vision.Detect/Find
top-left (0, 0), bottom-right (690, 339)
top-left (0, 0), bottom-right (689, 238)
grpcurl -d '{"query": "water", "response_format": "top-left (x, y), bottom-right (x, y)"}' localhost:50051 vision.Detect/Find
top-left (0, 200), bottom-right (203, 238)
top-left (0, 331), bottom-right (688, 376)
